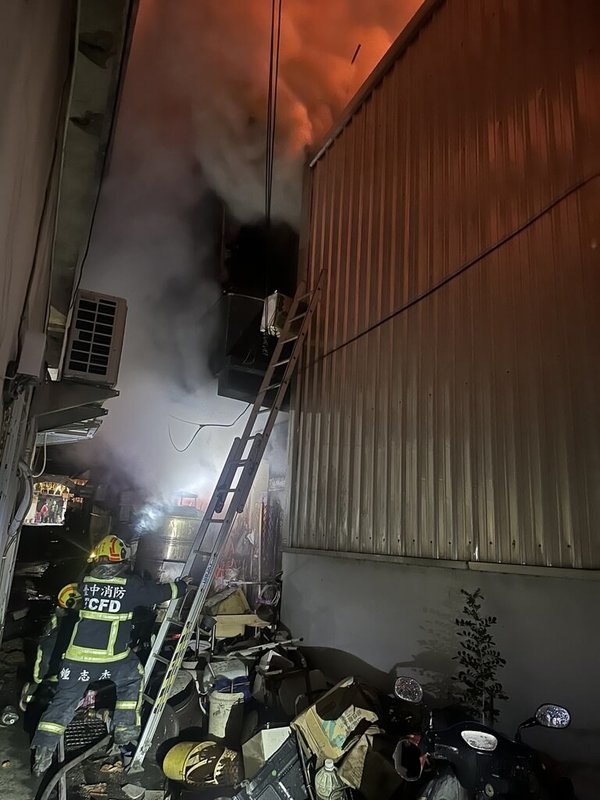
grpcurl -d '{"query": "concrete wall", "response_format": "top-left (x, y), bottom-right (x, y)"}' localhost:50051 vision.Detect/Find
top-left (0, 0), bottom-right (74, 388)
top-left (282, 551), bottom-right (600, 798)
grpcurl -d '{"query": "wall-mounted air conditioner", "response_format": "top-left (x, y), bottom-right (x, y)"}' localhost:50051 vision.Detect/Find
top-left (61, 290), bottom-right (127, 387)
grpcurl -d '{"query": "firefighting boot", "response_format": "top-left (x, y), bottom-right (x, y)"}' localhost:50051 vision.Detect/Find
top-left (118, 741), bottom-right (137, 769)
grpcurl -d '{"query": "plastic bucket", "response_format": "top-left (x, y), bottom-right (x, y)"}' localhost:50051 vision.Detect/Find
top-left (208, 689), bottom-right (245, 745)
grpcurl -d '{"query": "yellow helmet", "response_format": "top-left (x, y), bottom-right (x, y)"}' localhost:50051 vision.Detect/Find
top-left (91, 534), bottom-right (129, 563)
top-left (57, 583), bottom-right (82, 609)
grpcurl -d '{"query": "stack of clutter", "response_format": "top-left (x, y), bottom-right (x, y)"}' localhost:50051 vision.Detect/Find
top-left (159, 583), bottom-right (405, 799)
top-left (160, 581), bottom-right (324, 798)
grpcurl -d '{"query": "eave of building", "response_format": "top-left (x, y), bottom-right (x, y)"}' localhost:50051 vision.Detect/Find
top-left (46, 0), bottom-right (138, 367)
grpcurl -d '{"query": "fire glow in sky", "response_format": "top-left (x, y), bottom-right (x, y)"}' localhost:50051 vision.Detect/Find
top-left (80, 0), bottom-right (421, 500)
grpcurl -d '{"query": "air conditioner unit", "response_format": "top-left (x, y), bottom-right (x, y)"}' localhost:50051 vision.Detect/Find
top-left (62, 290), bottom-right (127, 387)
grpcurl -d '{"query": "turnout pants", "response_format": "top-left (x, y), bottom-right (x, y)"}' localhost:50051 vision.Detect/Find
top-left (32, 652), bottom-right (144, 751)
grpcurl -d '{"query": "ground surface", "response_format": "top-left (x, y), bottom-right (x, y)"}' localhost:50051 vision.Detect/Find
top-left (0, 638), bottom-right (40, 798)
top-left (0, 637), bottom-right (165, 799)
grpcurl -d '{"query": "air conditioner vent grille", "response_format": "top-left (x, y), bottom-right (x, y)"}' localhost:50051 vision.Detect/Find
top-left (62, 290), bottom-right (127, 386)
top-left (68, 297), bottom-right (117, 376)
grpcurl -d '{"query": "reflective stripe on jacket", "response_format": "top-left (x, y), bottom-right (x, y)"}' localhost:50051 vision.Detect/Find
top-left (34, 609), bottom-right (78, 682)
top-left (65, 574), bottom-right (186, 663)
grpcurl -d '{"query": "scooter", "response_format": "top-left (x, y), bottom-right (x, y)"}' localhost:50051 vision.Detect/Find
top-left (394, 683), bottom-right (575, 799)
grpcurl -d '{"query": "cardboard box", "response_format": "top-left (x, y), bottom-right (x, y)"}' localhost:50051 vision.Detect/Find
top-left (242, 726), bottom-right (291, 780)
top-left (291, 677), bottom-right (379, 763)
top-left (214, 614), bottom-right (270, 639)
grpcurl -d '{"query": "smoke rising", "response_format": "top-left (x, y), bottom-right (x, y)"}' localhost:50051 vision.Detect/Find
top-left (151, 0), bottom-right (420, 224)
top-left (79, 0), bottom-right (418, 499)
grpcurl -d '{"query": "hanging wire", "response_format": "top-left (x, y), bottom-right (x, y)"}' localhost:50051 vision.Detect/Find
top-left (31, 433), bottom-right (49, 479)
top-left (263, 0), bottom-right (284, 357)
top-left (167, 404), bottom-right (251, 453)
top-left (264, 0), bottom-right (284, 229)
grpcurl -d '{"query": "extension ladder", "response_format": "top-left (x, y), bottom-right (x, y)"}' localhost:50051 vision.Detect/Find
top-left (130, 275), bottom-right (322, 770)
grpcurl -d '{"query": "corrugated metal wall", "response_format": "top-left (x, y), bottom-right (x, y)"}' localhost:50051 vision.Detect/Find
top-left (290, 0), bottom-right (600, 569)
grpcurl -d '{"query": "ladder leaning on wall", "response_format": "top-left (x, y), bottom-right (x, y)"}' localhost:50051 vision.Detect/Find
top-left (130, 272), bottom-right (323, 771)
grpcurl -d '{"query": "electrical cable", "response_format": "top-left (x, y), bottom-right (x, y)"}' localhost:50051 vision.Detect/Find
top-left (264, 0), bottom-right (281, 225)
top-left (305, 170), bottom-right (600, 371)
top-left (68, 1), bottom-right (138, 310)
top-left (44, 0), bottom-right (81, 330)
top-left (269, 0), bottom-right (283, 223)
top-left (2, 462), bottom-right (33, 557)
top-left (264, 0), bottom-right (283, 300)
top-left (265, 0), bottom-right (275, 224)
top-left (13, 5), bottom-right (77, 347)
top-left (167, 404), bottom-right (251, 453)
top-left (31, 433), bottom-right (48, 479)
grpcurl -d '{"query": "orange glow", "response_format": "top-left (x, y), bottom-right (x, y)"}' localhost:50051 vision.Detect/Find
top-left (129, 0), bottom-right (424, 224)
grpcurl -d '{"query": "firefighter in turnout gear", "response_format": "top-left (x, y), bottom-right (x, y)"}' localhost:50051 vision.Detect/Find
top-left (31, 535), bottom-right (190, 775)
top-left (20, 583), bottom-right (81, 711)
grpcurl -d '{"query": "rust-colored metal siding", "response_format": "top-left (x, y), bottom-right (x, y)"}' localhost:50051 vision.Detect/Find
top-left (290, 0), bottom-right (600, 568)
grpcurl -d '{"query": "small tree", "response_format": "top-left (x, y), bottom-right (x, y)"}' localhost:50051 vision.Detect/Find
top-left (454, 588), bottom-right (508, 724)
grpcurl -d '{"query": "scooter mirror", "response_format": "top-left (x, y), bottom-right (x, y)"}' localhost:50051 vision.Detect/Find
top-left (535, 704), bottom-right (571, 729)
top-left (394, 677), bottom-right (423, 704)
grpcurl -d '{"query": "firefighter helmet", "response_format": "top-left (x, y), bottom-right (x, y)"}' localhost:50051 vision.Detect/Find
top-left (57, 582), bottom-right (82, 609)
top-left (92, 534), bottom-right (129, 563)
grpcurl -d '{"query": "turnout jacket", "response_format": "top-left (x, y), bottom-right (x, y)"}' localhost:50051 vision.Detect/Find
top-left (65, 574), bottom-right (186, 664)
top-left (33, 608), bottom-right (78, 682)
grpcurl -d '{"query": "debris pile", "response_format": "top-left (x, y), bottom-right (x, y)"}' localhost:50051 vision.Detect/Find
top-left (151, 581), bottom-right (403, 799)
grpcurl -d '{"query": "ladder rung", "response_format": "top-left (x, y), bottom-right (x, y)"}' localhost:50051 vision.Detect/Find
top-left (131, 273), bottom-right (324, 773)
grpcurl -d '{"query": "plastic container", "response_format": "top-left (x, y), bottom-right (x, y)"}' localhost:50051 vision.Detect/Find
top-left (208, 689), bottom-right (245, 745)
top-left (0, 705), bottom-right (19, 726)
top-left (315, 759), bottom-right (345, 799)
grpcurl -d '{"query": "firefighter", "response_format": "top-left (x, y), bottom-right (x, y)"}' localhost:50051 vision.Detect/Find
top-left (20, 583), bottom-right (82, 711)
top-left (31, 534), bottom-right (191, 775)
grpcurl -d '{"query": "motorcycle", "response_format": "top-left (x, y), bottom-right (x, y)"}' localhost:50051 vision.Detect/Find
top-left (393, 682), bottom-right (575, 799)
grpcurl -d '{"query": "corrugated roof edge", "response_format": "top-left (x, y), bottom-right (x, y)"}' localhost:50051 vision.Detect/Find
top-left (309, 0), bottom-right (447, 167)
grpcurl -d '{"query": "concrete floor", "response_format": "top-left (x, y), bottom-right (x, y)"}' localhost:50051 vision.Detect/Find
top-left (0, 723), bottom-right (39, 799)
top-left (0, 636), bottom-right (163, 799)
top-left (0, 638), bottom-right (38, 798)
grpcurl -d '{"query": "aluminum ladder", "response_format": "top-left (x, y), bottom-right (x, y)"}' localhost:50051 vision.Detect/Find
top-left (130, 274), bottom-right (322, 770)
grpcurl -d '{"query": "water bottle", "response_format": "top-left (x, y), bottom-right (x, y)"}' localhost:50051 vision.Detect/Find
top-left (315, 758), bottom-right (345, 799)
top-left (0, 705), bottom-right (19, 726)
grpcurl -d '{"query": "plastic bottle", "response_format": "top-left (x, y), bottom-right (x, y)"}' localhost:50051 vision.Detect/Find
top-left (0, 705), bottom-right (19, 726)
top-left (315, 759), bottom-right (345, 799)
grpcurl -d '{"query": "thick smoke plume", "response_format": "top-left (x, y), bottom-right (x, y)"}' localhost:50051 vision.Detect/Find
top-left (80, 0), bottom-right (418, 499)
top-left (149, 0), bottom-right (419, 224)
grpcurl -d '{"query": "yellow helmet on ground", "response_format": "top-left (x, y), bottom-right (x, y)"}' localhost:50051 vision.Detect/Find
top-left (57, 582), bottom-right (82, 609)
top-left (91, 534), bottom-right (129, 563)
